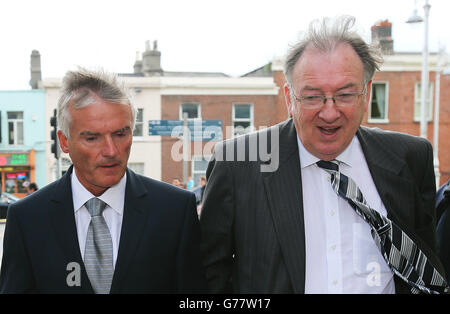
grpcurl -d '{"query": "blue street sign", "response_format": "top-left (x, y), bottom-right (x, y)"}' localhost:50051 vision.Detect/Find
top-left (149, 120), bottom-right (222, 141)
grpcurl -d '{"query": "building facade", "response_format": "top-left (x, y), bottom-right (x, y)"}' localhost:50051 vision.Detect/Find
top-left (0, 90), bottom-right (47, 197)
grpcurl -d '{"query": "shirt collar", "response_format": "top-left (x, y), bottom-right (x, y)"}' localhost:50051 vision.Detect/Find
top-left (297, 135), bottom-right (358, 169)
top-left (71, 168), bottom-right (126, 216)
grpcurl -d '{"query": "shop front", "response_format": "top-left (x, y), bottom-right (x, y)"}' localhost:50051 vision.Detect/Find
top-left (0, 150), bottom-right (35, 198)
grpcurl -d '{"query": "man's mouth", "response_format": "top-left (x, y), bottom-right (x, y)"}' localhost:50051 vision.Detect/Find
top-left (318, 126), bottom-right (341, 135)
top-left (99, 163), bottom-right (119, 168)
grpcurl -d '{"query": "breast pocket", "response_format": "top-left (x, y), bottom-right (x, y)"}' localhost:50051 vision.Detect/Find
top-left (353, 223), bottom-right (391, 277)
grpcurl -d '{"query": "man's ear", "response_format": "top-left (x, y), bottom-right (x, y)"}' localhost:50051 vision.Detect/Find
top-left (57, 130), bottom-right (70, 154)
top-left (284, 83), bottom-right (294, 118)
top-left (363, 80), bottom-right (373, 113)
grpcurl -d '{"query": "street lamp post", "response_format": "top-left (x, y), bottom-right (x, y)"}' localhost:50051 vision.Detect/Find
top-left (433, 48), bottom-right (442, 188)
top-left (433, 48), bottom-right (450, 188)
top-left (407, 0), bottom-right (431, 139)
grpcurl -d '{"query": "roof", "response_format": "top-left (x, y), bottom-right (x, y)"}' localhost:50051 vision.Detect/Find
top-left (119, 71), bottom-right (229, 78)
top-left (240, 63), bottom-right (273, 77)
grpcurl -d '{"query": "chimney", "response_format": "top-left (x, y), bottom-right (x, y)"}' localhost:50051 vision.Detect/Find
top-left (371, 20), bottom-right (394, 55)
top-left (134, 51), bottom-right (143, 74)
top-left (30, 50), bottom-right (42, 89)
top-left (142, 40), bottom-right (163, 76)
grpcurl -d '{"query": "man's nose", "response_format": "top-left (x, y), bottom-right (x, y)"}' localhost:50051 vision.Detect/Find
top-left (102, 135), bottom-right (119, 157)
top-left (318, 97), bottom-right (340, 121)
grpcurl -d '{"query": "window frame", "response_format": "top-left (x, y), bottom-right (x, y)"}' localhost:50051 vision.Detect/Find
top-left (368, 82), bottom-right (389, 124)
top-left (232, 103), bottom-right (254, 137)
top-left (414, 82), bottom-right (434, 122)
top-left (179, 103), bottom-right (202, 121)
top-left (133, 108), bottom-right (144, 138)
top-left (7, 111), bottom-right (24, 146)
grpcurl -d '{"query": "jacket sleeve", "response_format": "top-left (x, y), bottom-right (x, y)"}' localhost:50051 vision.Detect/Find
top-left (416, 140), bottom-right (438, 251)
top-left (176, 193), bottom-right (209, 293)
top-left (0, 205), bottom-right (36, 293)
top-left (199, 148), bottom-right (235, 293)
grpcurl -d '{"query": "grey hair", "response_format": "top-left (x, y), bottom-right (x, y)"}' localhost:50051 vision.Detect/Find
top-left (283, 15), bottom-right (383, 86)
top-left (57, 67), bottom-right (137, 139)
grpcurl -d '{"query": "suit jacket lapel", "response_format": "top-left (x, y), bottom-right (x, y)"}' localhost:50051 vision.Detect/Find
top-left (356, 127), bottom-right (414, 226)
top-left (262, 119), bottom-right (306, 293)
top-left (110, 169), bottom-right (148, 293)
top-left (49, 166), bottom-right (93, 293)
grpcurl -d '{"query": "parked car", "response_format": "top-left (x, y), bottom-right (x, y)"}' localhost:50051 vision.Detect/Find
top-left (0, 192), bottom-right (21, 219)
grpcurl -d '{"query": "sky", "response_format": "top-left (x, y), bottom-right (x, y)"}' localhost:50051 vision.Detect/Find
top-left (1, 0), bottom-right (450, 90)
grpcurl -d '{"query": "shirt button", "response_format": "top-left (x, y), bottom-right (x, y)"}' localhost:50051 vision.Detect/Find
top-left (329, 210), bottom-right (335, 216)
top-left (331, 244), bottom-right (336, 251)
top-left (332, 280), bottom-right (338, 285)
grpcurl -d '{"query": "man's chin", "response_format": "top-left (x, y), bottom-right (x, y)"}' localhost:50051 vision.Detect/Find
top-left (96, 169), bottom-right (125, 184)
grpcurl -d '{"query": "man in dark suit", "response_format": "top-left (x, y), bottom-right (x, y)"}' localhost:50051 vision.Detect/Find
top-left (0, 68), bottom-right (207, 293)
top-left (200, 16), bottom-right (447, 294)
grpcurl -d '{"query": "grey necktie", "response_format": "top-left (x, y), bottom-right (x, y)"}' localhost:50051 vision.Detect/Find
top-left (84, 198), bottom-right (114, 294)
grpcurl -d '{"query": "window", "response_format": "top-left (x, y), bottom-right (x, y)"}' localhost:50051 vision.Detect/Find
top-left (233, 104), bottom-right (253, 137)
top-left (133, 108), bottom-right (144, 137)
top-left (180, 104), bottom-right (201, 120)
top-left (5, 171), bottom-right (29, 194)
top-left (191, 155), bottom-right (210, 188)
top-left (369, 83), bottom-right (388, 122)
top-left (7, 112), bottom-right (24, 145)
top-left (414, 83), bottom-right (433, 122)
top-left (128, 162), bottom-right (145, 175)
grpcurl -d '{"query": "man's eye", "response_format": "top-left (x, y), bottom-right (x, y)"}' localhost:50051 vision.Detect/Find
top-left (303, 95), bottom-right (322, 100)
top-left (86, 137), bottom-right (97, 142)
top-left (336, 93), bottom-right (356, 100)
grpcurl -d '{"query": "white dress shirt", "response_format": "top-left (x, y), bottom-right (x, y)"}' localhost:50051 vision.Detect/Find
top-left (71, 168), bottom-right (126, 269)
top-left (298, 136), bottom-right (395, 294)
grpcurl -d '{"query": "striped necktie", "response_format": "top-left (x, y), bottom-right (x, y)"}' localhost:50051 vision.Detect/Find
top-left (317, 160), bottom-right (448, 294)
top-left (84, 198), bottom-right (114, 294)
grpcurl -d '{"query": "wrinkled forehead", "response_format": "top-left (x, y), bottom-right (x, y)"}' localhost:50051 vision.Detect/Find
top-left (292, 43), bottom-right (365, 86)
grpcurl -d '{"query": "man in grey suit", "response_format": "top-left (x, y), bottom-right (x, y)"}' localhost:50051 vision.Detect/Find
top-left (200, 16), bottom-right (446, 294)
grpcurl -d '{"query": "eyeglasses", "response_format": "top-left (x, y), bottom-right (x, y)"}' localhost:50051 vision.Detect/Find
top-left (291, 85), bottom-right (367, 109)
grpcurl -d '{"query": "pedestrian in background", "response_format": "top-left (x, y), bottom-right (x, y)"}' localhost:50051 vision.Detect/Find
top-left (26, 183), bottom-right (38, 195)
top-left (187, 176), bottom-right (195, 191)
top-left (196, 176), bottom-right (207, 217)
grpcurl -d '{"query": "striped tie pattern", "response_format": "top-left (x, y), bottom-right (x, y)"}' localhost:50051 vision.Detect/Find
top-left (84, 198), bottom-right (114, 294)
top-left (317, 160), bottom-right (449, 294)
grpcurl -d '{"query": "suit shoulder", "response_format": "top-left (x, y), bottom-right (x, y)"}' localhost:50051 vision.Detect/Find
top-left (359, 126), bottom-right (432, 152)
top-left (6, 179), bottom-right (60, 219)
